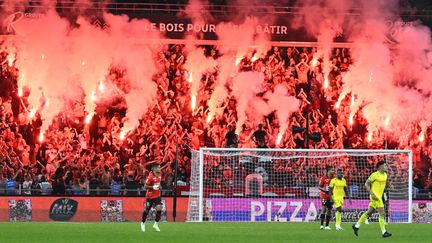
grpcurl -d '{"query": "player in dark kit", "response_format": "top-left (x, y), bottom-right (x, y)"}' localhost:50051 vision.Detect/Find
top-left (319, 166), bottom-right (335, 230)
top-left (141, 164), bottom-right (163, 232)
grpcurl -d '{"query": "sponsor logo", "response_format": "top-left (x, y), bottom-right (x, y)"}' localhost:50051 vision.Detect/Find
top-left (49, 198), bottom-right (78, 221)
top-left (8, 199), bottom-right (32, 222)
top-left (335, 209), bottom-right (379, 222)
top-left (100, 200), bottom-right (123, 222)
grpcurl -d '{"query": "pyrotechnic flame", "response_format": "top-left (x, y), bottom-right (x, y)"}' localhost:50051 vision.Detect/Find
top-left (335, 100), bottom-right (341, 109)
top-left (85, 113), bottom-right (93, 124)
top-left (351, 95), bottom-right (355, 107)
top-left (191, 95), bottom-right (196, 111)
top-left (19, 74), bottom-right (25, 95)
top-left (311, 59), bottom-right (318, 67)
top-left (91, 91), bottom-right (97, 102)
top-left (235, 56), bottom-right (242, 66)
top-left (419, 132), bottom-right (425, 143)
top-left (38, 132), bottom-right (44, 143)
top-left (276, 132), bottom-right (283, 145)
top-left (385, 116), bottom-right (390, 127)
top-left (41, 54), bottom-right (45, 60)
top-left (188, 72), bottom-right (193, 83)
top-left (29, 109), bottom-right (36, 119)
top-left (120, 131), bottom-right (126, 141)
top-left (251, 53), bottom-right (259, 62)
top-left (368, 132), bottom-right (373, 142)
top-left (349, 115), bottom-right (354, 125)
top-left (7, 52), bottom-right (14, 67)
top-left (45, 98), bottom-right (49, 108)
top-left (98, 81), bottom-right (105, 93)
top-left (324, 77), bottom-right (329, 89)
top-left (81, 61), bottom-right (86, 66)
top-left (206, 114), bottom-right (213, 124)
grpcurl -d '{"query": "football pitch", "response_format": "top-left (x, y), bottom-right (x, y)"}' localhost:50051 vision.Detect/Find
top-left (0, 222), bottom-right (431, 243)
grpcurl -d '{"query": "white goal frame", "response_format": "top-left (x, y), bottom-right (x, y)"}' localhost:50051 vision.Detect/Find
top-left (191, 148), bottom-right (413, 223)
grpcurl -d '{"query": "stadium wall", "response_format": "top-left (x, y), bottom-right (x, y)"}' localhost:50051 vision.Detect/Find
top-left (0, 196), bottom-right (189, 222)
top-left (0, 197), bottom-right (430, 223)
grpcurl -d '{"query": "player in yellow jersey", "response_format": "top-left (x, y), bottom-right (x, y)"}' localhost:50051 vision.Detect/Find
top-left (329, 168), bottom-right (351, 231)
top-left (352, 161), bottom-right (392, 238)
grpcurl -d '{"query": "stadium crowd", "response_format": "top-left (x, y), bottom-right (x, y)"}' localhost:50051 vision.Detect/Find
top-left (0, 44), bottom-right (431, 198)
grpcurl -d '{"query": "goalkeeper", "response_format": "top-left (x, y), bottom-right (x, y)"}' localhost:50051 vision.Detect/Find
top-left (352, 161), bottom-right (392, 238)
top-left (329, 168), bottom-right (351, 231)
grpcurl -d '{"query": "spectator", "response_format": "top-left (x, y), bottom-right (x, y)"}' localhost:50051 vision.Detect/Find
top-left (79, 177), bottom-right (89, 194)
top-left (71, 178), bottom-right (85, 195)
top-left (22, 175), bottom-right (32, 195)
top-left (224, 125), bottom-right (238, 148)
top-left (89, 173), bottom-right (101, 195)
top-left (52, 177), bottom-right (66, 195)
top-left (110, 176), bottom-right (122, 195)
top-left (100, 165), bottom-right (112, 195)
top-left (251, 124), bottom-right (269, 148)
top-left (124, 174), bottom-right (141, 196)
top-left (89, 114), bottom-right (100, 148)
top-left (37, 176), bottom-right (52, 195)
top-left (5, 173), bottom-right (17, 195)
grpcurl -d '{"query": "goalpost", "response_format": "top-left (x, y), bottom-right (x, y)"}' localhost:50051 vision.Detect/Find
top-left (186, 148), bottom-right (413, 223)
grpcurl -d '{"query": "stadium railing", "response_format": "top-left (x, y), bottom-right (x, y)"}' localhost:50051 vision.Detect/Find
top-left (0, 186), bottom-right (175, 196)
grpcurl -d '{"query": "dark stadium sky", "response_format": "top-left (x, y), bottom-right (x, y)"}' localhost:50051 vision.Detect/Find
top-left (110, 0), bottom-right (432, 27)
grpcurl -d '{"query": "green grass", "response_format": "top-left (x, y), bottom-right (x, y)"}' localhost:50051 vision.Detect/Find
top-left (0, 222), bottom-right (431, 243)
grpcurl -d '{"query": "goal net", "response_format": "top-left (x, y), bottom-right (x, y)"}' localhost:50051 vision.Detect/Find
top-left (186, 148), bottom-right (412, 223)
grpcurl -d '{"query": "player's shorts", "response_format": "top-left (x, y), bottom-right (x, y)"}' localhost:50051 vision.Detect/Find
top-left (321, 198), bottom-right (333, 209)
top-left (333, 198), bottom-right (344, 208)
top-left (145, 197), bottom-right (162, 209)
top-left (368, 198), bottom-right (384, 209)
